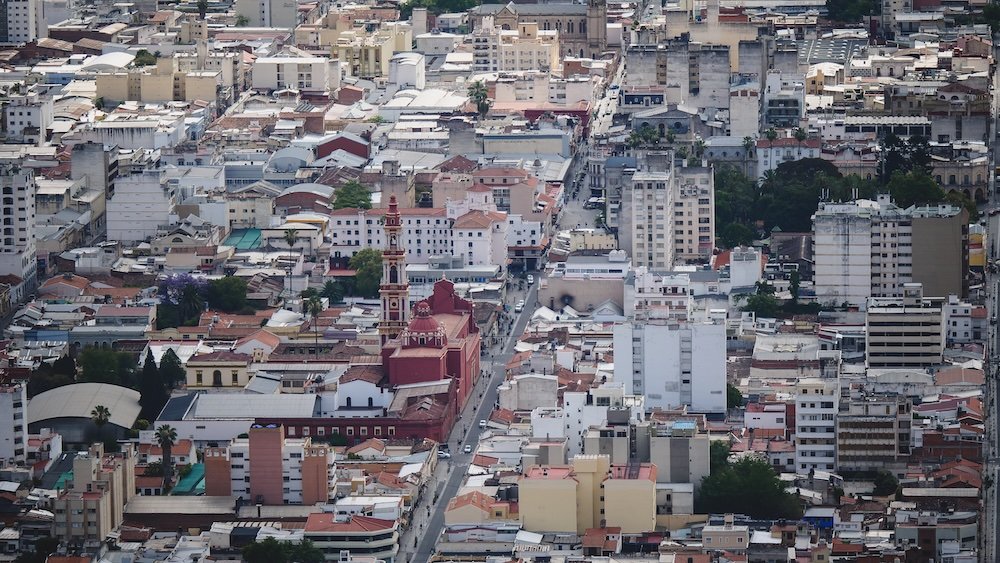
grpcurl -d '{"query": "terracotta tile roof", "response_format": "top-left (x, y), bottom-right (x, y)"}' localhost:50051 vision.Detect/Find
top-left (453, 210), bottom-right (507, 229)
top-left (188, 351), bottom-right (252, 363)
top-left (340, 364), bottom-right (385, 385)
top-left (347, 437), bottom-right (386, 455)
top-left (236, 329), bottom-right (281, 349)
top-left (40, 274), bottom-right (89, 291)
top-left (490, 408), bottom-right (515, 424)
top-left (446, 490), bottom-right (495, 513)
top-left (83, 286), bottom-right (141, 300)
top-left (473, 454), bottom-right (500, 466)
top-left (437, 155), bottom-right (478, 173)
top-left (304, 514), bottom-right (396, 533)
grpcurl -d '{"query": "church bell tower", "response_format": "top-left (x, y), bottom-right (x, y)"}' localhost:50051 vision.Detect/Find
top-left (379, 195), bottom-right (409, 344)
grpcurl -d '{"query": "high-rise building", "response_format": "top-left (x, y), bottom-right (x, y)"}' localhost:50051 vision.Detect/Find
top-left (234, 0), bottom-right (296, 28)
top-left (812, 195), bottom-right (968, 308)
top-left (836, 391), bottom-right (912, 472)
top-left (865, 283), bottom-right (945, 369)
top-left (0, 0), bottom-right (45, 44)
top-left (203, 423), bottom-right (336, 505)
top-left (0, 158), bottom-right (37, 292)
top-left (794, 378), bottom-right (838, 473)
top-left (379, 195), bottom-right (409, 344)
top-left (613, 318), bottom-right (727, 413)
top-left (52, 443), bottom-right (137, 544)
top-left (0, 383), bottom-right (26, 463)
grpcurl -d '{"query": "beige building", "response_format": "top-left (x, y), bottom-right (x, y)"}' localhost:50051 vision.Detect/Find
top-left (473, 22), bottom-right (560, 72)
top-left (519, 455), bottom-right (657, 534)
top-left (52, 443), bottom-right (137, 543)
top-left (96, 58), bottom-right (220, 104)
top-left (184, 351), bottom-right (253, 388)
top-left (866, 283), bottom-right (945, 369)
top-left (836, 392), bottom-right (912, 472)
top-left (702, 515), bottom-right (750, 553)
top-left (333, 23), bottom-right (412, 78)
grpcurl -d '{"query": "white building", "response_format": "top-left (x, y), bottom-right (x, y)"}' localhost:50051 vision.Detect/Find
top-left (561, 385), bottom-right (643, 459)
top-left (624, 268), bottom-right (692, 320)
top-left (612, 319), bottom-right (727, 413)
top-left (943, 294), bottom-right (980, 345)
top-left (794, 378), bottom-right (838, 473)
top-left (388, 52), bottom-right (426, 90)
top-left (0, 383), bottom-right (27, 463)
top-left (225, 434), bottom-right (337, 504)
top-left (3, 92), bottom-right (52, 145)
top-left (812, 195), bottom-right (967, 309)
top-left (251, 57), bottom-right (335, 94)
top-left (235, 0), bottom-right (296, 28)
top-left (0, 161), bottom-right (38, 290)
top-left (329, 207), bottom-right (452, 265)
top-left (865, 283), bottom-right (944, 369)
top-left (755, 137), bottom-right (822, 180)
top-left (106, 171), bottom-right (177, 244)
top-left (452, 210), bottom-right (508, 269)
top-left (2, 0), bottom-right (44, 44)
top-left (471, 20), bottom-right (559, 73)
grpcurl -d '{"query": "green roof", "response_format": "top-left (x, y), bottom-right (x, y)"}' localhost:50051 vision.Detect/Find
top-left (224, 228), bottom-right (262, 250)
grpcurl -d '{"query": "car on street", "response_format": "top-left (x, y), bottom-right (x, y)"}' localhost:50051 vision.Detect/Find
top-left (437, 450), bottom-right (451, 459)
top-left (479, 419), bottom-right (487, 428)
top-left (515, 300), bottom-right (525, 312)
top-left (463, 444), bottom-right (473, 454)
top-left (527, 275), bottom-right (535, 285)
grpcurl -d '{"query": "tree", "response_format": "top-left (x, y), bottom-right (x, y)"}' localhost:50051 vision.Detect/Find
top-left (307, 296), bottom-right (323, 358)
top-left (52, 355), bottom-right (76, 378)
top-left (283, 229), bottom-right (299, 302)
top-left (158, 274), bottom-right (208, 328)
top-left (143, 461), bottom-right (164, 476)
top-left (789, 270), bottom-right (801, 305)
top-left (826, 0), bottom-right (878, 22)
top-left (320, 280), bottom-right (344, 303)
top-left (138, 350), bottom-right (168, 421)
top-left (242, 537), bottom-right (325, 563)
top-left (349, 248), bottom-right (383, 298)
top-left (14, 536), bottom-right (60, 563)
top-left (878, 134), bottom-right (932, 185)
top-left (467, 80), bottom-right (491, 119)
top-left (156, 425), bottom-right (177, 491)
top-left (873, 469), bottom-right (899, 496)
top-left (726, 384), bottom-right (743, 409)
top-left (133, 49), bottom-right (157, 66)
top-left (886, 171), bottom-right (945, 208)
top-left (742, 135), bottom-right (755, 176)
top-left (79, 347), bottom-right (135, 386)
top-left (207, 276), bottom-right (248, 312)
top-left (697, 457), bottom-right (802, 519)
top-left (740, 292), bottom-right (782, 318)
top-left (793, 127), bottom-right (807, 144)
top-left (944, 190), bottom-right (979, 222)
top-left (235, 14), bottom-right (249, 26)
top-left (719, 223), bottom-right (754, 249)
top-left (627, 125), bottom-right (660, 148)
top-left (159, 348), bottom-right (186, 389)
top-left (764, 127), bottom-right (778, 141)
top-left (91, 405), bottom-right (111, 442)
top-left (332, 180), bottom-right (373, 210)
top-left (197, 0), bottom-right (207, 19)
top-left (710, 440), bottom-right (731, 473)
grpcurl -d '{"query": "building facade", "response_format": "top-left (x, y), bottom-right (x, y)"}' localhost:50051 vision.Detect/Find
top-left (794, 378), bottom-right (839, 473)
top-left (0, 383), bottom-right (26, 462)
top-left (836, 393), bottom-right (912, 472)
top-left (865, 283), bottom-right (945, 369)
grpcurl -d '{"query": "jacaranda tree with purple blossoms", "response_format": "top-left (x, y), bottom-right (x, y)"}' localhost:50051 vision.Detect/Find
top-left (157, 274), bottom-right (207, 329)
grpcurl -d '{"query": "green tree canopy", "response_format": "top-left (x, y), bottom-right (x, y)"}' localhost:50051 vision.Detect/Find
top-left (467, 80), bottom-right (491, 118)
top-left (825, 0), bottom-right (879, 22)
top-left (886, 171), bottom-right (945, 208)
top-left (697, 457), bottom-right (802, 519)
top-left (207, 276), bottom-right (248, 313)
top-left (138, 350), bottom-right (168, 421)
top-left (349, 248), bottom-right (383, 298)
top-left (710, 440), bottom-right (731, 473)
top-left (159, 348), bottom-right (186, 389)
top-left (878, 134), bottom-right (932, 184)
top-left (133, 49), bottom-right (157, 66)
top-left (873, 469), bottom-right (899, 496)
top-left (242, 538), bottom-right (325, 563)
top-left (726, 384), bottom-right (743, 409)
top-left (79, 347), bottom-right (136, 387)
top-left (332, 180), bottom-right (373, 210)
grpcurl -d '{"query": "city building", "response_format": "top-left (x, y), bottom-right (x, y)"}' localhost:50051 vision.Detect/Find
top-left (51, 443), bottom-right (137, 545)
top-left (836, 392), bottom-right (912, 472)
top-left (468, 0), bottom-right (608, 59)
top-left (0, 157), bottom-right (38, 292)
top-left (234, 0), bottom-right (297, 28)
top-left (303, 514), bottom-right (399, 562)
top-left (865, 283), bottom-right (945, 369)
top-left (0, 383), bottom-right (26, 463)
top-left (0, 0), bottom-right (44, 43)
top-left (812, 196), bottom-right (968, 308)
top-left (203, 423), bottom-right (336, 505)
top-left (794, 378), bottom-right (839, 473)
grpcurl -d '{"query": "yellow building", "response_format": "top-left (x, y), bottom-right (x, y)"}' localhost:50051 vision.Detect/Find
top-left (95, 57), bottom-right (221, 104)
top-left (518, 455), bottom-right (657, 534)
top-left (185, 350), bottom-right (253, 388)
top-left (52, 443), bottom-right (137, 543)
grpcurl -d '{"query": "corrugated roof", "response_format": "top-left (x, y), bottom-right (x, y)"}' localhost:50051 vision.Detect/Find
top-left (28, 383), bottom-right (141, 428)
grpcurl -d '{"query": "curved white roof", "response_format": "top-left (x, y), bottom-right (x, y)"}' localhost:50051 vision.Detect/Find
top-left (28, 382), bottom-right (141, 429)
top-left (81, 51), bottom-right (135, 71)
top-left (279, 182), bottom-right (335, 199)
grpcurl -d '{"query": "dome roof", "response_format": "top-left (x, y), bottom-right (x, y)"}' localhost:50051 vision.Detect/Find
top-left (406, 301), bottom-right (441, 334)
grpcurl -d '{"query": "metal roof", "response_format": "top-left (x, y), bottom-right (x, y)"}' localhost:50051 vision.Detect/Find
top-left (28, 383), bottom-right (141, 429)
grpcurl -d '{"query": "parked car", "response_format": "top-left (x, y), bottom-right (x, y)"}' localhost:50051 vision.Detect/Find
top-left (527, 275), bottom-right (535, 285)
top-left (479, 419), bottom-right (487, 428)
top-left (463, 444), bottom-right (473, 454)
top-left (437, 450), bottom-right (451, 459)
top-left (515, 300), bottom-right (525, 312)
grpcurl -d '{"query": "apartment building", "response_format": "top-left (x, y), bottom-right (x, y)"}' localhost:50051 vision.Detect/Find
top-left (943, 294), bottom-right (985, 345)
top-left (0, 157), bottom-right (38, 291)
top-left (756, 137), bottom-right (821, 180)
top-left (52, 443), bottom-right (137, 545)
top-left (328, 207), bottom-right (452, 266)
top-left (0, 383), bottom-right (26, 463)
top-left (613, 318), bottom-right (727, 413)
top-left (304, 514), bottom-right (399, 562)
top-left (794, 378), bottom-right (838, 473)
top-left (251, 56), bottom-right (336, 94)
top-left (624, 35), bottom-right (731, 113)
top-left (234, 0), bottom-right (296, 28)
top-left (105, 171), bottom-right (177, 244)
top-left (3, 92), bottom-right (52, 145)
top-left (472, 22), bottom-right (560, 72)
top-left (812, 195), bottom-right (968, 308)
top-left (95, 58), bottom-right (221, 105)
top-left (836, 392), bottom-right (912, 472)
top-left (865, 283), bottom-right (945, 369)
top-left (0, 0), bottom-right (44, 43)
top-left (204, 423), bottom-right (336, 505)
top-left (518, 455), bottom-right (656, 534)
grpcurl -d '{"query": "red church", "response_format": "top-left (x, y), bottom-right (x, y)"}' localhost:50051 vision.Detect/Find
top-left (257, 196), bottom-right (482, 443)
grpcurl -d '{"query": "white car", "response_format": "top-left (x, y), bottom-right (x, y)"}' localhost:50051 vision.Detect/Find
top-left (437, 450), bottom-right (451, 459)
top-left (527, 275), bottom-right (535, 285)
top-left (515, 300), bottom-right (525, 312)
top-left (479, 419), bottom-right (487, 428)
top-left (463, 444), bottom-right (473, 454)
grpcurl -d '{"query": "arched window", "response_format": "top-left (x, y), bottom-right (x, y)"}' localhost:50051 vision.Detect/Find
top-left (567, 21), bottom-right (574, 33)
top-left (212, 370), bottom-right (222, 387)
top-left (389, 265), bottom-right (398, 284)
top-left (367, 397), bottom-right (374, 407)
top-left (580, 20), bottom-right (586, 34)
top-left (346, 397), bottom-right (352, 407)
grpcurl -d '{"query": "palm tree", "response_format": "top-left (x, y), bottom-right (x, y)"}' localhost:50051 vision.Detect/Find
top-left (178, 283), bottom-right (204, 322)
top-left (693, 138), bottom-right (706, 160)
top-left (307, 296), bottom-right (323, 359)
top-left (91, 405), bottom-right (110, 442)
top-left (283, 228), bottom-right (298, 305)
top-left (764, 127), bottom-right (778, 142)
top-left (156, 424), bottom-right (177, 491)
top-left (320, 280), bottom-right (342, 303)
top-left (467, 80), bottom-right (491, 119)
top-left (793, 127), bottom-right (807, 154)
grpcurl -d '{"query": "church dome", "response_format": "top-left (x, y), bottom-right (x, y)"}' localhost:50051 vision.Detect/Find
top-left (402, 302), bottom-right (447, 348)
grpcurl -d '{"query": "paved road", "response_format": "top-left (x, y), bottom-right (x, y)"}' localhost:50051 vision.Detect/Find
top-left (406, 281), bottom-right (539, 563)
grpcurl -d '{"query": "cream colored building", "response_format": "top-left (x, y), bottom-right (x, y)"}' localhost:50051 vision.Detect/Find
top-left (184, 351), bottom-right (253, 389)
top-left (52, 443), bottom-right (137, 543)
top-left (333, 23), bottom-right (412, 78)
top-left (702, 515), bottom-right (750, 553)
top-left (96, 58), bottom-right (220, 104)
top-left (519, 455), bottom-right (657, 534)
top-left (252, 56), bottom-right (336, 93)
top-left (473, 22), bottom-right (560, 72)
